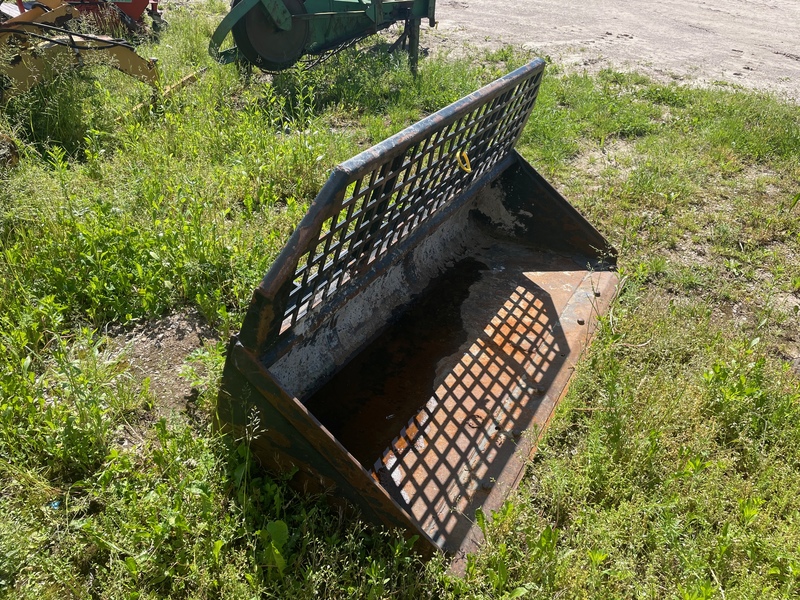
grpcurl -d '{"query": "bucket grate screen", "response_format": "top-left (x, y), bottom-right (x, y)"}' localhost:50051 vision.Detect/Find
top-left (278, 64), bottom-right (544, 337)
top-left (374, 279), bottom-right (565, 543)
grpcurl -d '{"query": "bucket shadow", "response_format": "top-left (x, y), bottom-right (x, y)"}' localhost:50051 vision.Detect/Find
top-left (305, 255), bottom-right (572, 551)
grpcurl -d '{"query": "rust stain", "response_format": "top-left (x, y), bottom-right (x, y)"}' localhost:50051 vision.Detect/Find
top-left (303, 247), bottom-right (614, 553)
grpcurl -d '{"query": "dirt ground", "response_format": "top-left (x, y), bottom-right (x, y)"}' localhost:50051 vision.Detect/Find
top-left (109, 310), bottom-right (218, 421)
top-left (428, 0), bottom-right (800, 100)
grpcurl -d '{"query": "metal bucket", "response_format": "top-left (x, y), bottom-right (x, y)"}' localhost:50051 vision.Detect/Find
top-left (219, 59), bottom-right (617, 561)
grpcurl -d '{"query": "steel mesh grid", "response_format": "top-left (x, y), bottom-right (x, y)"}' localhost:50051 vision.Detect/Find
top-left (281, 68), bottom-right (543, 333)
top-left (370, 283), bottom-right (562, 545)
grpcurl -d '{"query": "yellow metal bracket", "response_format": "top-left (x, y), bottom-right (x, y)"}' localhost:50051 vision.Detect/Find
top-left (457, 149), bottom-right (472, 173)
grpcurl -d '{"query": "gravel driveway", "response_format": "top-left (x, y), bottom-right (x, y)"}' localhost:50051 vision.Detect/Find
top-left (430, 0), bottom-right (800, 99)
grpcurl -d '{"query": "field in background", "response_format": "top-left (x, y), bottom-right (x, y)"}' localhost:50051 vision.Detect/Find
top-left (1, 4), bottom-right (799, 598)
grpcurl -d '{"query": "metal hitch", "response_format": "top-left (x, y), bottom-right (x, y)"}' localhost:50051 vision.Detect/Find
top-left (219, 59), bottom-right (618, 562)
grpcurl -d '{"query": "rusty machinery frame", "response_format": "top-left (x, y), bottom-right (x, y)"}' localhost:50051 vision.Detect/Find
top-left (219, 59), bottom-right (618, 562)
top-left (0, 0), bottom-right (159, 102)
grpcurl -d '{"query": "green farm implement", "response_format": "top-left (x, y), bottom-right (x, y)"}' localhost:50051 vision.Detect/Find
top-left (209, 0), bottom-right (435, 72)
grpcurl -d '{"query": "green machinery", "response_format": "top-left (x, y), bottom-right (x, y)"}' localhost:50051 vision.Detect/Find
top-left (209, 0), bottom-right (436, 72)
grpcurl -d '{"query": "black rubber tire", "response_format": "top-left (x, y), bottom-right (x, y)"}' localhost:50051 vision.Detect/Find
top-left (231, 0), bottom-right (309, 71)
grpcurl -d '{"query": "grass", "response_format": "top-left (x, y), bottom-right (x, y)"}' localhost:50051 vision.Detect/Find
top-left (1, 3), bottom-right (799, 598)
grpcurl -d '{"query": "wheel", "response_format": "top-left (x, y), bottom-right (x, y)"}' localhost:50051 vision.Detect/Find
top-left (148, 9), bottom-right (168, 35)
top-left (231, 0), bottom-right (309, 71)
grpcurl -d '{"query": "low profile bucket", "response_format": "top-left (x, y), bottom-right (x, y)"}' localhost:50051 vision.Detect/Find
top-left (219, 59), bottom-right (618, 560)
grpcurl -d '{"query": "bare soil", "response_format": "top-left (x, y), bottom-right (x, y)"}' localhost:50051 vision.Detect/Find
top-left (427, 0), bottom-right (800, 100)
top-left (109, 309), bottom-right (219, 419)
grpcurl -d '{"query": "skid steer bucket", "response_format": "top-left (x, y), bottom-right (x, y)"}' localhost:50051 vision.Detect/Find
top-left (219, 59), bottom-right (617, 561)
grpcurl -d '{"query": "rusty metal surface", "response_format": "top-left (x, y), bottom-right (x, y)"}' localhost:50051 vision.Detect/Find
top-left (221, 61), bottom-right (618, 561)
top-left (220, 340), bottom-right (439, 555)
top-left (1, 6), bottom-right (159, 99)
top-left (305, 242), bottom-right (617, 557)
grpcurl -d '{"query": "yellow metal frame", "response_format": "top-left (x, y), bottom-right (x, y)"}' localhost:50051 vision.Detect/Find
top-left (1, 1), bottom-right (159, 101)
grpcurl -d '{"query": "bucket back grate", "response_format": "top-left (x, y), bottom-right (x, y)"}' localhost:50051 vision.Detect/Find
top-left (285, 74), bottom-right (541, 331)
top-left (239, 62), bottom-right (545, 354)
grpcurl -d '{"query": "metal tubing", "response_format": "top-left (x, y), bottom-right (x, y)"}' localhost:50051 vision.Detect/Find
top-left (408, 16), bottom-right (419, 76)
